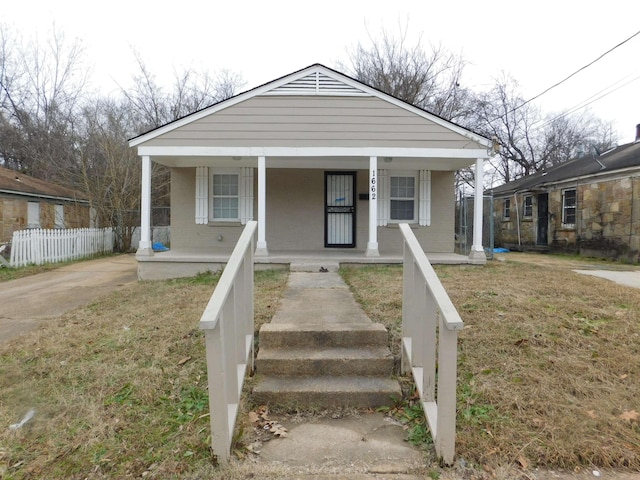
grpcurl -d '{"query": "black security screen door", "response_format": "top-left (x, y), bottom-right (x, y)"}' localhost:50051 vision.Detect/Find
top-left (325, 172), bottom-right (356, 248)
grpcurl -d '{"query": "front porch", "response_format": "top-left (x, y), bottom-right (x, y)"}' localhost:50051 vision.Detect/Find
top-left (136, 247), bottom-right (472, 280)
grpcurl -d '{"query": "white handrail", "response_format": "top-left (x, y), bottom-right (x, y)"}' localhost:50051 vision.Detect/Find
top-left (199, 220), bottom-right (257, 463)
top-left (399, 223), bottom-right (463, 465)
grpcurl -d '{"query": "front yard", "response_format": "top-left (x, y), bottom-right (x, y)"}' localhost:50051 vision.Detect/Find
top-left (0, 253), bottom-right (638, 478)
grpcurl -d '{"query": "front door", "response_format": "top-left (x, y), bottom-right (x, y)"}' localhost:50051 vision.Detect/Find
top-left (325, 172), bottom-right (356, 248)
top-left (537, 193), bottom-right (549, 245)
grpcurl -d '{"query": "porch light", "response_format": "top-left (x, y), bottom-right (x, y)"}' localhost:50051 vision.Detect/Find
top-left (383, 157), bottom-right (392, 163)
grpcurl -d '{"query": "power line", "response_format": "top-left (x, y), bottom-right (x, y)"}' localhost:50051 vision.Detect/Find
top-left (532, 71), bottom-right (640, 130)
top-left (494, 28), bottom-right (640, 121)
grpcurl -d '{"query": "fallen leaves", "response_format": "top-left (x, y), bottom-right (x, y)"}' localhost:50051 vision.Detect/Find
top-left (177, 356), bottom-right (191, 366)
top-left (248, 406), bottom-right (288, 438)
top-left (516, 455), bottom-right (529, 470)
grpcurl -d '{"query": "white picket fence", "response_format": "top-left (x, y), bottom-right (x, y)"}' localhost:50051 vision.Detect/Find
top-left (9, 228), bottom-right (114, 267)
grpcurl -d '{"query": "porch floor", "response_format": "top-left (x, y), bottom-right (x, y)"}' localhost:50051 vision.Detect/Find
top-left (135, 247), bottom-right (475, 280)
top-left (138, 248), bottom-right (472, 264)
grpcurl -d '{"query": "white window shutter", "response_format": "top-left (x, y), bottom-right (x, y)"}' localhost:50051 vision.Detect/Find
top-left (239, 167), bottom-right (254, 225)
top-left (195, 166), bottom-right (208, 224)
top-left (377, 169), bottom-right (389, 226)
top-left (419, 170), bottom-right (431, 226)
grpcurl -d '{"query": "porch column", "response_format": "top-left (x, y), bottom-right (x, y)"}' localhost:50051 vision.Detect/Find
top-left (136, 155), bottom-right (153, 257)
top-left (366, 156), bottom-right (380, 257)
top-left (255, 155), bottom-right (268, 256)
top-left (469, 157), bottom-right (486, 264)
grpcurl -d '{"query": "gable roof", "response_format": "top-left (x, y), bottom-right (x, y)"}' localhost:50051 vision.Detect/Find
top-left (0, 166), bottom-right (88, 202)
top-left (129, 63), bottom-right (491, 149)
top-left (488, 140), bottom-right (640, 196)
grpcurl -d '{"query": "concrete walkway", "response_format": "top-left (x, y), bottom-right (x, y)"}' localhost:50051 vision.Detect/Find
top-left (574, 269), bottom-right (640, 289)
top-left (250, 264), bottom-right (426, 477)
top-left (0, 255), bottom-right (137, 343)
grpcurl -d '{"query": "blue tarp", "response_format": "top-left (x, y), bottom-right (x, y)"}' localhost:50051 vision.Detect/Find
top-left (493, 248), bottom-right (509, 253)
top-left (152, 242), bottom-right (169, 252)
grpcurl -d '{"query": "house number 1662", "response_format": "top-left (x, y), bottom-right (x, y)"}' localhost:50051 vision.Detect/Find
top-left (370, 170), bottom-right (376, 200)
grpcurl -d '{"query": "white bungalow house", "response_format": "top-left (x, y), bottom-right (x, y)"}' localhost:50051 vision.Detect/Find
top-left (129, 64), bottom-right (490, 280)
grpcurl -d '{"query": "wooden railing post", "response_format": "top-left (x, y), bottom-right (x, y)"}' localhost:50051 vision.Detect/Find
top-left (199, 221), bottom-right (257, 463)
top-left (399, 223), bottom-right (464, 465)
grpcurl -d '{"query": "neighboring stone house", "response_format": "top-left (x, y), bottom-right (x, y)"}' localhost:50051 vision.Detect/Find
top-left (0, 166), bottom-right (91, 243)
top-left (488, 136), bottom-right (640, 263)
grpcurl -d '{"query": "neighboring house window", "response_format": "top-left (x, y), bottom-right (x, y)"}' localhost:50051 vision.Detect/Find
top-left (27, 201), bottom-right (40, 228)
top-left (55, 204), bottom-right (65, 228)
top-left (390, 174), bottom-right (417, 221)
top-left (503, 199), bottom-right (511, 219)
top-left (562, 189), bottom-right (576, 227)
top-left (523, 196), bottom-right (533, 217)
top-left (211, 172), bottom-right (239, 220)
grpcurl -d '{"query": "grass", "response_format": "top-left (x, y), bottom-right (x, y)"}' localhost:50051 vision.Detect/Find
top-left (1, 253), bottom-right (639, 477)
top-left (0, 269), bottom-right (288, 479)
top-left (0, 262), bottom-right (65, 281)
top-left (0, 254), bottom-right (117, 282)
top-left (340, 254), bottom-right (640, 471)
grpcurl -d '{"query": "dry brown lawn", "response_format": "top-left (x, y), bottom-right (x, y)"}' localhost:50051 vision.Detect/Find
top-left (341, 253), bottom-right (640, 471)
top-left (0, 270), bottom-right (288, 479)
top-left (1, 253), bottom-right (639, 479)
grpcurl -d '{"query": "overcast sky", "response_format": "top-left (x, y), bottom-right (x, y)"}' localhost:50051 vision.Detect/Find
top-left (4, 0), bottom-right (640, 142)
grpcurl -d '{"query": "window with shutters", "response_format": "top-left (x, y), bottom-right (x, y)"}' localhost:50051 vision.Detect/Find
top-left (195, 167), bottom-right (253, 224)
top-left (377, 170), bottom-right (429, 226)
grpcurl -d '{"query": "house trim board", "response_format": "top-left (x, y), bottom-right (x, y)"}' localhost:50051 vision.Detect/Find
top-left (136, 146), bottom-right (489, 160)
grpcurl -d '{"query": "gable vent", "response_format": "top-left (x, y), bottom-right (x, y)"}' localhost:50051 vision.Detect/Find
top-left (266, 71), bottom-right (370, 96)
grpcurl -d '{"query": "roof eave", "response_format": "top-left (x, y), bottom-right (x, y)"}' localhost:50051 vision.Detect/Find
top-left (0, 188), bottom-right (90, 203)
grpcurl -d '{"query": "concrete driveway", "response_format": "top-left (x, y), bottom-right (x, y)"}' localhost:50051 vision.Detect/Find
top-left (0, 255), bottom-right (138, 343)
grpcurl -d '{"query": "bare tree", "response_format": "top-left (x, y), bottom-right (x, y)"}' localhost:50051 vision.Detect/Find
top-left (123, 51), bottom-right (245, 132)
top-left (0, 23), bottom-right (88, 182)
top-left (75, 98), bottom-right (142, 251)
top-left (121, 53), bottom-right (245, 218)
top-left (342, 26), bottom-right (471, 123)
top-left (469, 74), bottom-right (617, 185)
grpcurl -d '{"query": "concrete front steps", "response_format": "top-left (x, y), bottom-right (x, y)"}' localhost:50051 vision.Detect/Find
top-left (253, 321), bottom-right (401, 408)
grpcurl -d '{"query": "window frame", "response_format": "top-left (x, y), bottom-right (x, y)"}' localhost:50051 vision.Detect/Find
top-left (388, 172), bottom-right (418, 223)
top-left (55, 204), bottom-right (65, 229)
top-left (27, 201), bottom-right (41, 228)
top-left (209, 169), bottom-right (241, 222)
top-left (562, 188), bottom-right (577, 227)
top-left (503, 198), bottom-right (511, 219)
top-left (523, 195), bottom-right (533, 217)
